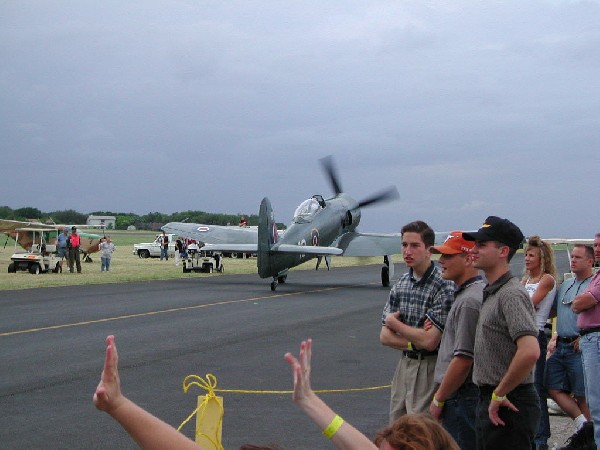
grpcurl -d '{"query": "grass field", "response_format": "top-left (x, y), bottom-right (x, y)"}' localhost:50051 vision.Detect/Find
top-left (0, 230), bottom-right (386, 291)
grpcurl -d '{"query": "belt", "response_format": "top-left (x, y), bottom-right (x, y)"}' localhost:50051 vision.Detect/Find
top-left (478, 383), bottom-right (534, 395)
top-left (403, 350), bottom-right (438, 360)
top-left (579, 326), bottom-right (600, 336)
top-left (557, 335), bottom-right (579, 343)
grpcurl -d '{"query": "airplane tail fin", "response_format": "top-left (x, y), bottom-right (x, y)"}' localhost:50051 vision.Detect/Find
top-left (257, 197), bottom-right (277, 279)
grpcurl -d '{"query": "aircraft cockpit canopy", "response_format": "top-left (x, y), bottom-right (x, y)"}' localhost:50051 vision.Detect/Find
top-left (293, 196), bottom-right (324, 223)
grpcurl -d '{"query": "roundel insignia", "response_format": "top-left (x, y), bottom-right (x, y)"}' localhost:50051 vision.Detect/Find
top-left (197, 226), bottom-right (210, 232)
top-left (311, 228), bottom-right (319, 246)
top-left (272, 223), bottom-right (278, 243)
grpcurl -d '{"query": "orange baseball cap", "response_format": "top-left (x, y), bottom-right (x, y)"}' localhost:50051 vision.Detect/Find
top-left (430, 231), bottom-right (475, 255)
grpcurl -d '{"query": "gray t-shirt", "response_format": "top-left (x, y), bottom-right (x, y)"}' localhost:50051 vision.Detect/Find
top-left (473, 272), bottom-right (538, 386)
top-left (99, 242), bottom-right (115, 258)
top-left (434, 277), bottom-right (484, 385)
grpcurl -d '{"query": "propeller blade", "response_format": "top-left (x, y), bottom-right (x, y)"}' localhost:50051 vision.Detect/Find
top-left (319, 155), bottom-right (343, 195)
top-left (358, 186), bottom-right (400, 208)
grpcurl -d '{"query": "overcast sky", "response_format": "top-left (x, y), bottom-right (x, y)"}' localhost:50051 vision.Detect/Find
top-left (1, 1), bottom-right (598, 238)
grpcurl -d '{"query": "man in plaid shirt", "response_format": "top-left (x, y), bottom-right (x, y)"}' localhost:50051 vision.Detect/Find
top-left (380, 220), bottom-right (455, 422)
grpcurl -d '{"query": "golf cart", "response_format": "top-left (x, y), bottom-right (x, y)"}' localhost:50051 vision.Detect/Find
top-left (182, 247), bottom-right (224, 274)
top-left (7, 228), bottom-right (62, 274)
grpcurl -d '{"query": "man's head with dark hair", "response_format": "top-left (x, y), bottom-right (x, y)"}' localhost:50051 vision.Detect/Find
top-left (401, 220), bottom-right (435, 248)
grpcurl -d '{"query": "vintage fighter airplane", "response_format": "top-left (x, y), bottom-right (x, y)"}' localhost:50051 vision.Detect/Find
top-left (163, 156), bottom-right (450, 290)
top-left (0, 219), bottom-right (102, 262)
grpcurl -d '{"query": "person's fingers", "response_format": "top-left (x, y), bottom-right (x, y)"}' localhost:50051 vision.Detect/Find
top-left (284, 352), bottom-right (298, 368)
top-left (489, 410), bottom-right (505, 426)
top-left (102, 335), bottom-right (117, 380)
top-left (504, 400), bottom-right (519, 413)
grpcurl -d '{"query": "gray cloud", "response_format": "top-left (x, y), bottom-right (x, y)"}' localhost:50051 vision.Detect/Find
top-left (1, 0), bottom-right (598, 237)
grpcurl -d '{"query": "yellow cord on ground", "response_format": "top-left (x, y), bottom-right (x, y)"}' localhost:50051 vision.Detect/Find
top-left (178, 373), bottom-right (391, 435)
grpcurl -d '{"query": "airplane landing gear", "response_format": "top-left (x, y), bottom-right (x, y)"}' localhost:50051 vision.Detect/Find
top-left (381, 266), bottom-right (389, 287)
top-left (381, 255), bottom-right (391, 287)
top-left (271, 279), bottom-right (278, 291)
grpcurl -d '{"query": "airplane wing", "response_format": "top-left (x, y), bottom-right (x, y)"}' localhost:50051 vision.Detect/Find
top-left (198, 243), bottom-right (258, 253)
top-left (0, 219), bottom-right (51, 232)
top-left (330, 231), bottom-right (457, 257)
top-left (331, 232), bottom-right (401, 256)
top-left (198, 243), bottom-right (342, 256)
top-left (274, 244), bottom-right (343, 255)
top-left (544, 238), bottom-right (594, 246)
top-left (162, 222), bottom-right (260, 245)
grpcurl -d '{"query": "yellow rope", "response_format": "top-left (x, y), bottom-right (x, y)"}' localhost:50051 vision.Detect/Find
top-left (178, 374), bottom-right (225, 450)
top-left (178, 373), bottom-right (391, 434)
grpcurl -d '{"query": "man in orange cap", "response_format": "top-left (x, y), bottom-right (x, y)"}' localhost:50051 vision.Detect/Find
top-left (428, 231), bottom-right (483, 450)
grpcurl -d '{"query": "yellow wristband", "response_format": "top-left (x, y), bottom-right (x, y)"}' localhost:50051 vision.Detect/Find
top-left (491, 391), bottom-right (506, 402)
top-left (323, 415), bottom-right (344, 439)
top-left (432, 396), bottom-right (444, 407)
top-left (407, 342), bottom-right (413, 351)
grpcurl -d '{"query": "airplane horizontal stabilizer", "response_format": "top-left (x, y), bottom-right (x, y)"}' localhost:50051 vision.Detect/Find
top-left (274, 244), bottom-right (343, 256)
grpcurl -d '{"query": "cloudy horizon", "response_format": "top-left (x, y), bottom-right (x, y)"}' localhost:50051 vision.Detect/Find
top-left (2, 1), bottom-right (598, 238)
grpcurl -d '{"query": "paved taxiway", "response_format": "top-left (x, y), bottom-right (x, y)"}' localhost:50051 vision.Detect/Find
top-left (0, 252), bottom-right (572, 449)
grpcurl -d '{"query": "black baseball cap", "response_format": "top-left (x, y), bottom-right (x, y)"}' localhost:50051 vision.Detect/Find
top-left (463, 216), bottom-right (524, 250)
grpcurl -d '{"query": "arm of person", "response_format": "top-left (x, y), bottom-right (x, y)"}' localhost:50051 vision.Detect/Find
top-left (571, 292), bottom-right (598, 313)
top-left (488, 334), bottom-right (540, 426)
top-left (284, 339), bottom-right (377, 450)
top-left (529, 274), bottom-right (555, 307)
top-left (434, 355), bottom-right (473, 402)
top-left (429, 355), bottom-right (473, 421)
top-left (379, 323), bottom-right (410, 350)
top-left (93, 336), bottom-right (202, 450)
top-left (384, 312), bottom-right (442, 351)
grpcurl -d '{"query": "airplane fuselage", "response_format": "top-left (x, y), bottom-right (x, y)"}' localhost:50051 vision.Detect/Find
top-left (268, 193), bottom-right (361, 273)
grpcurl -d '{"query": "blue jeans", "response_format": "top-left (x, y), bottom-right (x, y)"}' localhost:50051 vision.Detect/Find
top-left (160, 247), bottom-right (168, 260)
top-left (534, 330), bottom-right (550, 446)
top-left (580, 331), bottom-right (600, 448)
top-left (100, 257), bottom-right (110, 271)
top-left (476, 384), bottom-right (540, 450)
top-left (442, 382), bottom-right (479, 450)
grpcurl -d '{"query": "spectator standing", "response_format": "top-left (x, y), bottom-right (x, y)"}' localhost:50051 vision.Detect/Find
top-left (175, 237), bottom-right (185, 266)
top-left (68, 226), bottom-right (82, 273)
top-left (159, 231), bottom-right (169, 261)
top-left (428, 232), bottom-right (483, 450)
top-left (380, 220), bottom-right (455, 422)
top-left (546, 244), bottom-right (594, 449)
top-left (571, 233), bottom-right (600, 449)
top-left (99, 236), bottom-right (115, 272)
top-left (56, 228), bottom-right (69, 273)
top-left (522, 236), bottom-right (557, 450)
top-left (463, 216), bottom-right (540, 450)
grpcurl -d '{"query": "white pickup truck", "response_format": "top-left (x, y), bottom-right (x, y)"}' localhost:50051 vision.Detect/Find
top-left (133, 234), bottom-right (177, 259)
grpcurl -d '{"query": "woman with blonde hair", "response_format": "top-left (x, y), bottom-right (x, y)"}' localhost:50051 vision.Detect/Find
top-left (522, 235), bottom-right (557, 450)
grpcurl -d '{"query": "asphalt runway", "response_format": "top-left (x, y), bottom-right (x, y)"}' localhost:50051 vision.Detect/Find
top-left (0, 252), bottom-right (573, 449)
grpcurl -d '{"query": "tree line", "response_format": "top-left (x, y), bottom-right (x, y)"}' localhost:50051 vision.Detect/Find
top-left (0, 206), bottom-right (285, 231)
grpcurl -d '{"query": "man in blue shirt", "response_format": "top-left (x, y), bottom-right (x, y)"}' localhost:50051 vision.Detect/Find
top-left (546, 244), bottom-right (594, 449)
top-left (56, 228), bottom-right (69, 273)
